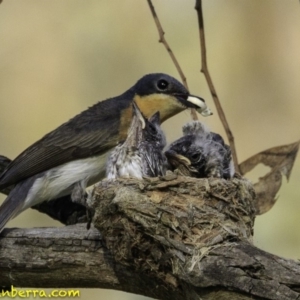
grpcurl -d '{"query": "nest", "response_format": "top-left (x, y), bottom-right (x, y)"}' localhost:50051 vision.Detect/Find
top-left (90, 173), bottom-right (256, 287)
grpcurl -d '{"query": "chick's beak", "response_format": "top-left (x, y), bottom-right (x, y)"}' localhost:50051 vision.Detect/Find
top-left (165, 150), bottom-right (191, 167)
top-left (165, 150), bottom-right (198, 176)
top-left (187, 95), bottom-right (213, 117)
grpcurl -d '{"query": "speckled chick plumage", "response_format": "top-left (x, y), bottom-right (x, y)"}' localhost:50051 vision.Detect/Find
top-left (166, 121), bottom-right (234, 179)
top-left (106, 102), bottom-right (167, 179)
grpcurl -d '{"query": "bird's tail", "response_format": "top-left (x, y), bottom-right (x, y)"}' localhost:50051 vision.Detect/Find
top-left (0, 184), bottom-right (25, 233)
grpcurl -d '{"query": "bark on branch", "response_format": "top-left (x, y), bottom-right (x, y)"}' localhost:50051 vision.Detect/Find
top-left (1, 175), bottom-right (299, 300)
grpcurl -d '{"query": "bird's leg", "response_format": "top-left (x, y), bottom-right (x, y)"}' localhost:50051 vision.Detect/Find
top-left (71, 179), bottom-right (94, 229)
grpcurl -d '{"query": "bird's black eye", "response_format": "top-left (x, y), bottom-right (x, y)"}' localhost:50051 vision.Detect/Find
top-left (157, 79), bottom-right (169, 91)
top-left (190, 152), bottom-right (202, 163)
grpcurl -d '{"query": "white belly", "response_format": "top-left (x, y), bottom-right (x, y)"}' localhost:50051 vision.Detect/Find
top-left (22, 152), bottom-right (110, 210)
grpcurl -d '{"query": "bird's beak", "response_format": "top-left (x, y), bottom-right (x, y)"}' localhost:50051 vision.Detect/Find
top-left (122, 101), bottom-right (147, 148)
top-left (187, 95), bottom-right (213, 117)
top-left (165, 150), bottom-right (191, 166)
top-left (165, 150), bottom-right (198, 176)
top-left (132, 101), bottom-right (146, 129)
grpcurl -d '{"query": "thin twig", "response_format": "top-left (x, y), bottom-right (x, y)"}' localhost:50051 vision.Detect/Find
top-left (195, 0), bottom-right (240, 172)
top-left (147, 0), bottom-right (198, 121)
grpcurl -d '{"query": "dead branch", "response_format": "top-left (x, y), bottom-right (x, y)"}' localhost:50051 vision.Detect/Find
top-left (195, 0), bottom-right (240, 173)
top-left (147, 0), bottom-right (198, 121)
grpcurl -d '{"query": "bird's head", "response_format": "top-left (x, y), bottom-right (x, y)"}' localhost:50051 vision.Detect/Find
top-left (132, 73), bottom-right (212, 122)
top-left (166, 121), bottom-right (234, 179)
top-left (123, 102), bottom-right (166, 150)
top-left (166, 135), bottom-right (206, 175)
top-left (144, 111), bottom-right (167, 149)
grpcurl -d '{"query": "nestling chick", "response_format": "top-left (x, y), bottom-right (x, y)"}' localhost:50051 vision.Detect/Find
top-left (71, 102), bottom-right (168, 227)
top-left (106, 102), bottom-right (167, 179)
top-left (165, 121), bottom-right (234, 179)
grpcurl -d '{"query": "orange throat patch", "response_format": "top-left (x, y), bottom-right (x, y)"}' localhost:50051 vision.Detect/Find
top-left (133, 94), bottom-right (186, 122)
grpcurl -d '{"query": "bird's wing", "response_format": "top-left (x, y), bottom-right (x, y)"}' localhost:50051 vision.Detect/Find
top-left (0, 102), bottom-right (123, 188)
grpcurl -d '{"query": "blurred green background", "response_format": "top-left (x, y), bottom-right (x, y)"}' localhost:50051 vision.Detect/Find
top-left (0, 0), bottom-right (299, 299)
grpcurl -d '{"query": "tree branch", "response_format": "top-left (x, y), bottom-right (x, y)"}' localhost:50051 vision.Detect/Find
top-left (147, 0), bottom-right (198, 121)
top-left (0, 177), bottom-right (299, 300)
top-left (0, 225), bottom-right (184, 300)
top-left (195, 0), bottom-right (240, 173)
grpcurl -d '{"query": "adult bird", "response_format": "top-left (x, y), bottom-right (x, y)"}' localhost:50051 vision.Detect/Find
top-left (166, 121), bottom-right (234, 179)
top-left (0, 73), bottom-right (211, 232)
top-left (106, 101), bottom-right (167, 179)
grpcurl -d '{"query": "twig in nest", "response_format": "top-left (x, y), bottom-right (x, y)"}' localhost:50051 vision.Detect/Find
top-left (195, 0), bottom-right (240, 173)
top-left (147, 0), bottom-right (198, 121)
